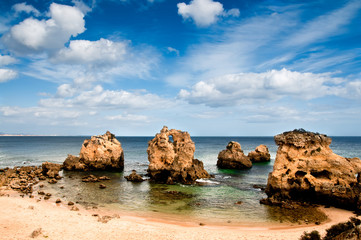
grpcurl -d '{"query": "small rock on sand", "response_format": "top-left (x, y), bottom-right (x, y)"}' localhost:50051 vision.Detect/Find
top-left (30, 228), bottom-right (42, 238)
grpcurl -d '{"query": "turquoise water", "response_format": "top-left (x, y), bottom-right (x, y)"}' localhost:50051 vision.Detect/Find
top-left (1, 136), bottom-right (360, 224)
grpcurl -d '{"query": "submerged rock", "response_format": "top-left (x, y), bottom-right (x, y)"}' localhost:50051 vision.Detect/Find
top-left (248, 144), bottom-right (271, 162)
top-left (263, 129), bottom-right (361, 210)
top-left (124, 170), bottom-right (144, 182)
top-left (217, 141), bottom-right (252, 169)
top-left (63, 131), bottom-right (124, 171)
top-left (147, 126), bottom-right (210, 184)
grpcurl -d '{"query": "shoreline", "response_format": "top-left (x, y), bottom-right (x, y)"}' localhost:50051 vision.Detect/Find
top-left (0, 189), bottom-right (356, 240)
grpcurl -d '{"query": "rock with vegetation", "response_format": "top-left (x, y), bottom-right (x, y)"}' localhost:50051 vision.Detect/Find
top-left (248, 144), bottom-right (271, 162)
top-left (300, 217), bottom-right (361, 240)
top-left (263, 129), bottom-right (361, 210)
top-left (63, 131), bottom-right (124, 171)
top-left (147, 126), bottom-right (210, 184)
top-left (217, 141), bottom-right (252, 169)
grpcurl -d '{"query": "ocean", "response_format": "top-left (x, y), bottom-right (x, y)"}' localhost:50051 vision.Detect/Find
top-left (1, 136), bottom-right (361, 225)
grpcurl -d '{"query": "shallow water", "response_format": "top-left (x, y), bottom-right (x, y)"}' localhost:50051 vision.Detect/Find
top-left (1, 136), bottom-right (360, 224)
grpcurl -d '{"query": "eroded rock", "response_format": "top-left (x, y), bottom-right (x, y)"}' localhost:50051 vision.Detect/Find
top-left (147, 126), bottom-right (210, 184)
top-left (217, 141), bottom-right (252, 169)
top-left (263, 129), bottom-right (361, 210)
top-left (63, 131), bottom-right (124, 171)
top-left (248, 144), bottom-right (271, 162)
top-left (42, 162), bottom-right (62, 178)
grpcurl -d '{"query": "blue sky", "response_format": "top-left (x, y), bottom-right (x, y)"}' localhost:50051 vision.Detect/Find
top-left (0, 0), bottom-right (360, 136)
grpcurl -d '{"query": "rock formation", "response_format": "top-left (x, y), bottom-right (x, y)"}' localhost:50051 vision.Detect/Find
top-left (217, 141), bottom-right (252, 169)
top-left (147, 126), bottom-right (210, 184)
top-left (124, 170), bottom-right (144, 182)
top-left (0, 166), bottom-right (44, 194)
top-left (42, 162), bottom-right (62, 178)
top-left (263, 129), bottom-right (361, 210)
top-left (63, 131), bottom-right (124, 171)
top-left (248, 144), bottom-right (271, 162)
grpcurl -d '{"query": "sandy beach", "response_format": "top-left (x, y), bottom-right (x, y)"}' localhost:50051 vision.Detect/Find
top-left (0, 189), bottom-right (356, 240)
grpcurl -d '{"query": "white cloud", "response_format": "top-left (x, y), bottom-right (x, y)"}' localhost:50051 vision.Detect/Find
top-left (167, 47), bottom-right (180, 56)
top-left (12, 2), bottom-right (40, 16)
top-left (222, 8), bottom-right (240, 17)
top-left (40, 85), bottom-right (170, 110)
top-left (72, 0), bottom-right (92, 14)
top-left (0, 54), bottom-right (17, 66)
top-left (2, 3), bottom-right (85, 54)
top-left (284, 0), bottom-right (361, 47)
top-left (0, 68), bottom-right (18, 83)
top-left (52, 38), bottom-right (127, 65)
top-left (56, 84), bottom-right (77, 98)
top-left (179, 68), bottom-right (345, 107)
top-left (106, 114), bottom-right (150, 122)
top-left (0, 106), bottom-right (79, 119)
top-left (177, 0), bottom-right (239, 27)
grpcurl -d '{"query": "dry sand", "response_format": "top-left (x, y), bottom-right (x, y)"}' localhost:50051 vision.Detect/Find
top-left (0, 191), bottom-right (356, 240)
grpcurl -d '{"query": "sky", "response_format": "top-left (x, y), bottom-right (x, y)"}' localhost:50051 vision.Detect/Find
top-left (0, 0), bottom-right (360, 136)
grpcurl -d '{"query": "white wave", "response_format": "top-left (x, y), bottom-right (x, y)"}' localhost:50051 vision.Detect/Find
top-left (196, 178), bottom-right (220, 185)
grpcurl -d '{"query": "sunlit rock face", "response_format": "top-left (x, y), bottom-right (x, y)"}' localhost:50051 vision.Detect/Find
top-left (147, 126), bottom-right (210, 184)
top-left (248, 144), bottom-right (271, 162)
top-left (63, 131), bottom-right (124, 171)
top-left (217, 141), bottom-right (252, 169)
top-left (264, 129), bottom-right (361, 210)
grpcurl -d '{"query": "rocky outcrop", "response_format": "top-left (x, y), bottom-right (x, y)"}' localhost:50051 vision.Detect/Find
top-left (0, 166), bottom-right (44, 194)
top-left (63, 131), bottom-right (124, 171)
top-left (263, 129), bottom-right (361, 210)
top-left (147, 126), bottom-right (210, 184)
top-left (42, 162), bottom-right (62, 178)
top-left (248, 144), bottom-right (271, 162)
top-left (217, 141), bottom-right (252, 169)
top-left (124, 170), bottom-right (144, 182)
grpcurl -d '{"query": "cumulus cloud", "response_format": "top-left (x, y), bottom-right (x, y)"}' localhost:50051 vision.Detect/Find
top-left (2, 3), bottom-right (85, 54)
top-left (56, 84), bottom-right (77, 98)
top-left (52, 38), bottom-right (127, 65)
top-left (0, 69), bottom-right (18, 83)
top-left (179, 68), bottom-right (345, 107)
top-left (177, 0), bottom-right (239, 27)
top-left (12, 2), bottom-right (40, 16)
top-left (0, 54), bottom-right (17, 66)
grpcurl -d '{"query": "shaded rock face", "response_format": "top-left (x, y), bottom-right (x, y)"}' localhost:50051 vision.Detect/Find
top-left (147, 126), bottom-right (210, 184)
top-left (63, 131), bottom-right (124, 171)
top-left (217, 141), bottom-right (252, 169)
top-left (248, 144), bottom-right (271, 162)
top-left (124, 170), bottom-right (144, 182)
top-left (42, 162), bottom-right (62, 178)
top-left (264, 129), bottom-right (361, 210)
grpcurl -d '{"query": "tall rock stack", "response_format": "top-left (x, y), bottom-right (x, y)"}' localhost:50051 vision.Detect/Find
top-left (63, 131), bottom-right (124, 171)
top-left (263, 129), bottom-right (361, 210)
top-left (147, 126), bottom-right (210, 184)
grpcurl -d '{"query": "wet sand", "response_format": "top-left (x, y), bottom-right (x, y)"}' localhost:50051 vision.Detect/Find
top-left (0, 189), bottom-right (356, 240)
